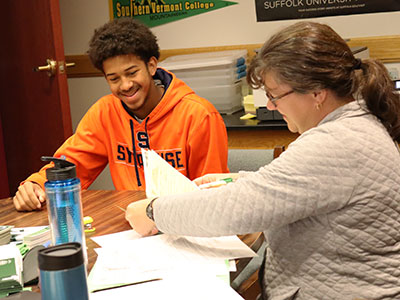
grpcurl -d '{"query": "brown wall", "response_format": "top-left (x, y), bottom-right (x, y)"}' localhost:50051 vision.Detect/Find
top-left (65, 35), bottom-right (400, 78)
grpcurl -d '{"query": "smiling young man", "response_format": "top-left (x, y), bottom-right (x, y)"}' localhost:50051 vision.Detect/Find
top-left (13, 18), bottom-right (229, 211)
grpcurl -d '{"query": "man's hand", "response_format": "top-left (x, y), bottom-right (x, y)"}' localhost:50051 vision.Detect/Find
top-left (13, 182), bottom-right (46, 211)
top-left (125, 198), bottom-right (159, 236)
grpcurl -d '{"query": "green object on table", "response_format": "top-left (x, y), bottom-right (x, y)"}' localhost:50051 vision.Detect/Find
top-left (222, 178), bottom-right (233, 183)
top-left (17, 244), bottom-right (30, 257)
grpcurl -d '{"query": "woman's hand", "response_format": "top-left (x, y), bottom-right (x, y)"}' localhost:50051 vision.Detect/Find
top-left (125, 198), bottom-right (159, 236)
top-left (193, 173), bottom-right (239, 187)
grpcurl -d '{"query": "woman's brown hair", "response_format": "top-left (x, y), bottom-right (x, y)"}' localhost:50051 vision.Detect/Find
top-left (247, 21), bottom-right (400, 142)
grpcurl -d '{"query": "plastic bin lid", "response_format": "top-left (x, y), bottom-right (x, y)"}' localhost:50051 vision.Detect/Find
top-left (159, 50), bottom-right (247, 71)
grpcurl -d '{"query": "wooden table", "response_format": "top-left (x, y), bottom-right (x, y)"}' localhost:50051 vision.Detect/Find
top-left (1, 190), bottom-right (260, 299)
top-left (0, 190), bottom-right (146, 273)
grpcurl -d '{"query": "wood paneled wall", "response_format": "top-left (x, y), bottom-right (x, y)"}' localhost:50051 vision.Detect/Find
top-left (0, 116), bottom-right (10, 198)
top-left (65, 35), bottom-right (400, 78)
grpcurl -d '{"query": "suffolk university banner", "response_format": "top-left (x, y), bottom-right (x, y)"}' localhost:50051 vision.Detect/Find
top-left (255, 0), bottom-right (400, 22)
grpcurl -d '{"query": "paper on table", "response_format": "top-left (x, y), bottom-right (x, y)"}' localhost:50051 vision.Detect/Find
top-left (87, 234), bottom-right (256, 292)
top-left (157, 235), bottom-right (257, 260)
top-left (88, 245), bottom-right (230, 293)
top-left (87, 256), bottom-right (165, 293)
top-left (142, 149), bottom-right (199, 198)
top-left (91, 235), bottom-right (256, 279)
top-left (88, 251), bottom-right (230, 292)
top-left (91, 230), bottom-right (141, 248)
top-left (90, 273), bottom-right (244, 300)
top-left (94, 234), bottom-right (255, 262)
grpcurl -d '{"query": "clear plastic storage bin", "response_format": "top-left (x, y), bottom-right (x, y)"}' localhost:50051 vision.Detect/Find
top-left (191, 82), bottom-right (244, 114)
top-left (159, 49), bottom-right (247, 71)
top-left (172, 64), bottom-right (246, 79)
top-left (209, 93), bottom-right (243, 114)
top-left (159, 50), bottom-right (248, 114)
top-left (180, 72), bottom-right (246, 87)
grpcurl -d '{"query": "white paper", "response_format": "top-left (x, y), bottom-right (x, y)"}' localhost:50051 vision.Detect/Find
top-left (90, 274), bottom-right (244, 300)
top-left (142, 149), bottom-right (199, 198)
top-left (91, 230), bottom-right (141, 248)
top-left (156, 234), bottom-right (256, 260)
top-left (90, 234), bottom-right (255, 278)
top-left (87, 233), bottom-right (256, 292)
top-left (94, 234), bottom-right (255, 262)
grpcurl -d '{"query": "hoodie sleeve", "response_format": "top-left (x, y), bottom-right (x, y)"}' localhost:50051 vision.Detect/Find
top-left (186, 110), bottom-right (229, 179)
top-left (24, 102), bottom-right (109, 190)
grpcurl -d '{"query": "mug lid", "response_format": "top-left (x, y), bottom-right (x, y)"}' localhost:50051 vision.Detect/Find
top-left (38, 242), bottom-right (84, 271)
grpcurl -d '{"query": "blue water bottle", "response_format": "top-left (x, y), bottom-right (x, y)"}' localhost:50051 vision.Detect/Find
top-left (42, 156), bottom-right (87, 260)
top-left (38, 242), bottom-right (89, 300)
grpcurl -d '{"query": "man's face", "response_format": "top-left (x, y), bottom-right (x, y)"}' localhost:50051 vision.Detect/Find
top-left (103, 54), bottom-right (158, 118)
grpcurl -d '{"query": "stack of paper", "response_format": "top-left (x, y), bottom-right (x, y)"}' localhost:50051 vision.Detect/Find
top-left (11, 226), bottom-right (51, 249)
top-left (142, 149), bottom-right (199, 198)
top-left (23, 227), bottom-right (51, 249)
top-left (0, 244), bottom-right (23, 297)
top-left (0, 226), bottom-right (12, 246)
top-left (88, 232), bottom-right (256, 294)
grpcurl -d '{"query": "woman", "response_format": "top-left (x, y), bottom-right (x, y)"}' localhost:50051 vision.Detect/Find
top-left (126, 22), bottom-right (400, 299)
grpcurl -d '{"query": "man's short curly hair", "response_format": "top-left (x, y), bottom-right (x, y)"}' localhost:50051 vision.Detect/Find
top-left (88, 18), bottom-right (160, 72)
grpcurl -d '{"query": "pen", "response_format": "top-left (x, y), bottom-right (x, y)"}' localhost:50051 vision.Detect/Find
top-left (91, 278), bottom-right (162, 293)
top-left (199, 177), bottom-right (233, 189)
top-left (116, 205), bottom-right (126, 212)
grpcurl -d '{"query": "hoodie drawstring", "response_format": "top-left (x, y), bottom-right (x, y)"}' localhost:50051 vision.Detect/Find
top-left (129, 119), bottom-right (142, 187)
top-left (144, 117), bottom-right (151, 150)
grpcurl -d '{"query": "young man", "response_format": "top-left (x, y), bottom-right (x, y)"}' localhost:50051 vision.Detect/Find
top-left (13, 17), bottom-right (229, 211)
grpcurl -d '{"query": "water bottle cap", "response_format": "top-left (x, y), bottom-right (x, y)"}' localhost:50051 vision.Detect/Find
top-left (41, 156), bottom-right (76, 181)
top-left (38, 242), bottom-right (84, 271)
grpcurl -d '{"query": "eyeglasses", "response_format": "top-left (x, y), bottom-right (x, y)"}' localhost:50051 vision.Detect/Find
top-left (265, 90), bottom-right (294, 107)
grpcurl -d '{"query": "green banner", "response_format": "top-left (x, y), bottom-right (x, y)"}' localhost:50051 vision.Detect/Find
top-left (110, 0), bottom-right (238, 27)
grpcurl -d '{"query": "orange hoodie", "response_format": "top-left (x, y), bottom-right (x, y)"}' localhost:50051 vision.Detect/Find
top-left (25, 68), bottom-right (229, 191)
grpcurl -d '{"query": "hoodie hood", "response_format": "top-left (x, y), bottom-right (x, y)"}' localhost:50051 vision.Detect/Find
top-left (146, 68), bottom-right (196, 123)
top-left (121, 68), bottom-right (196, 124)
